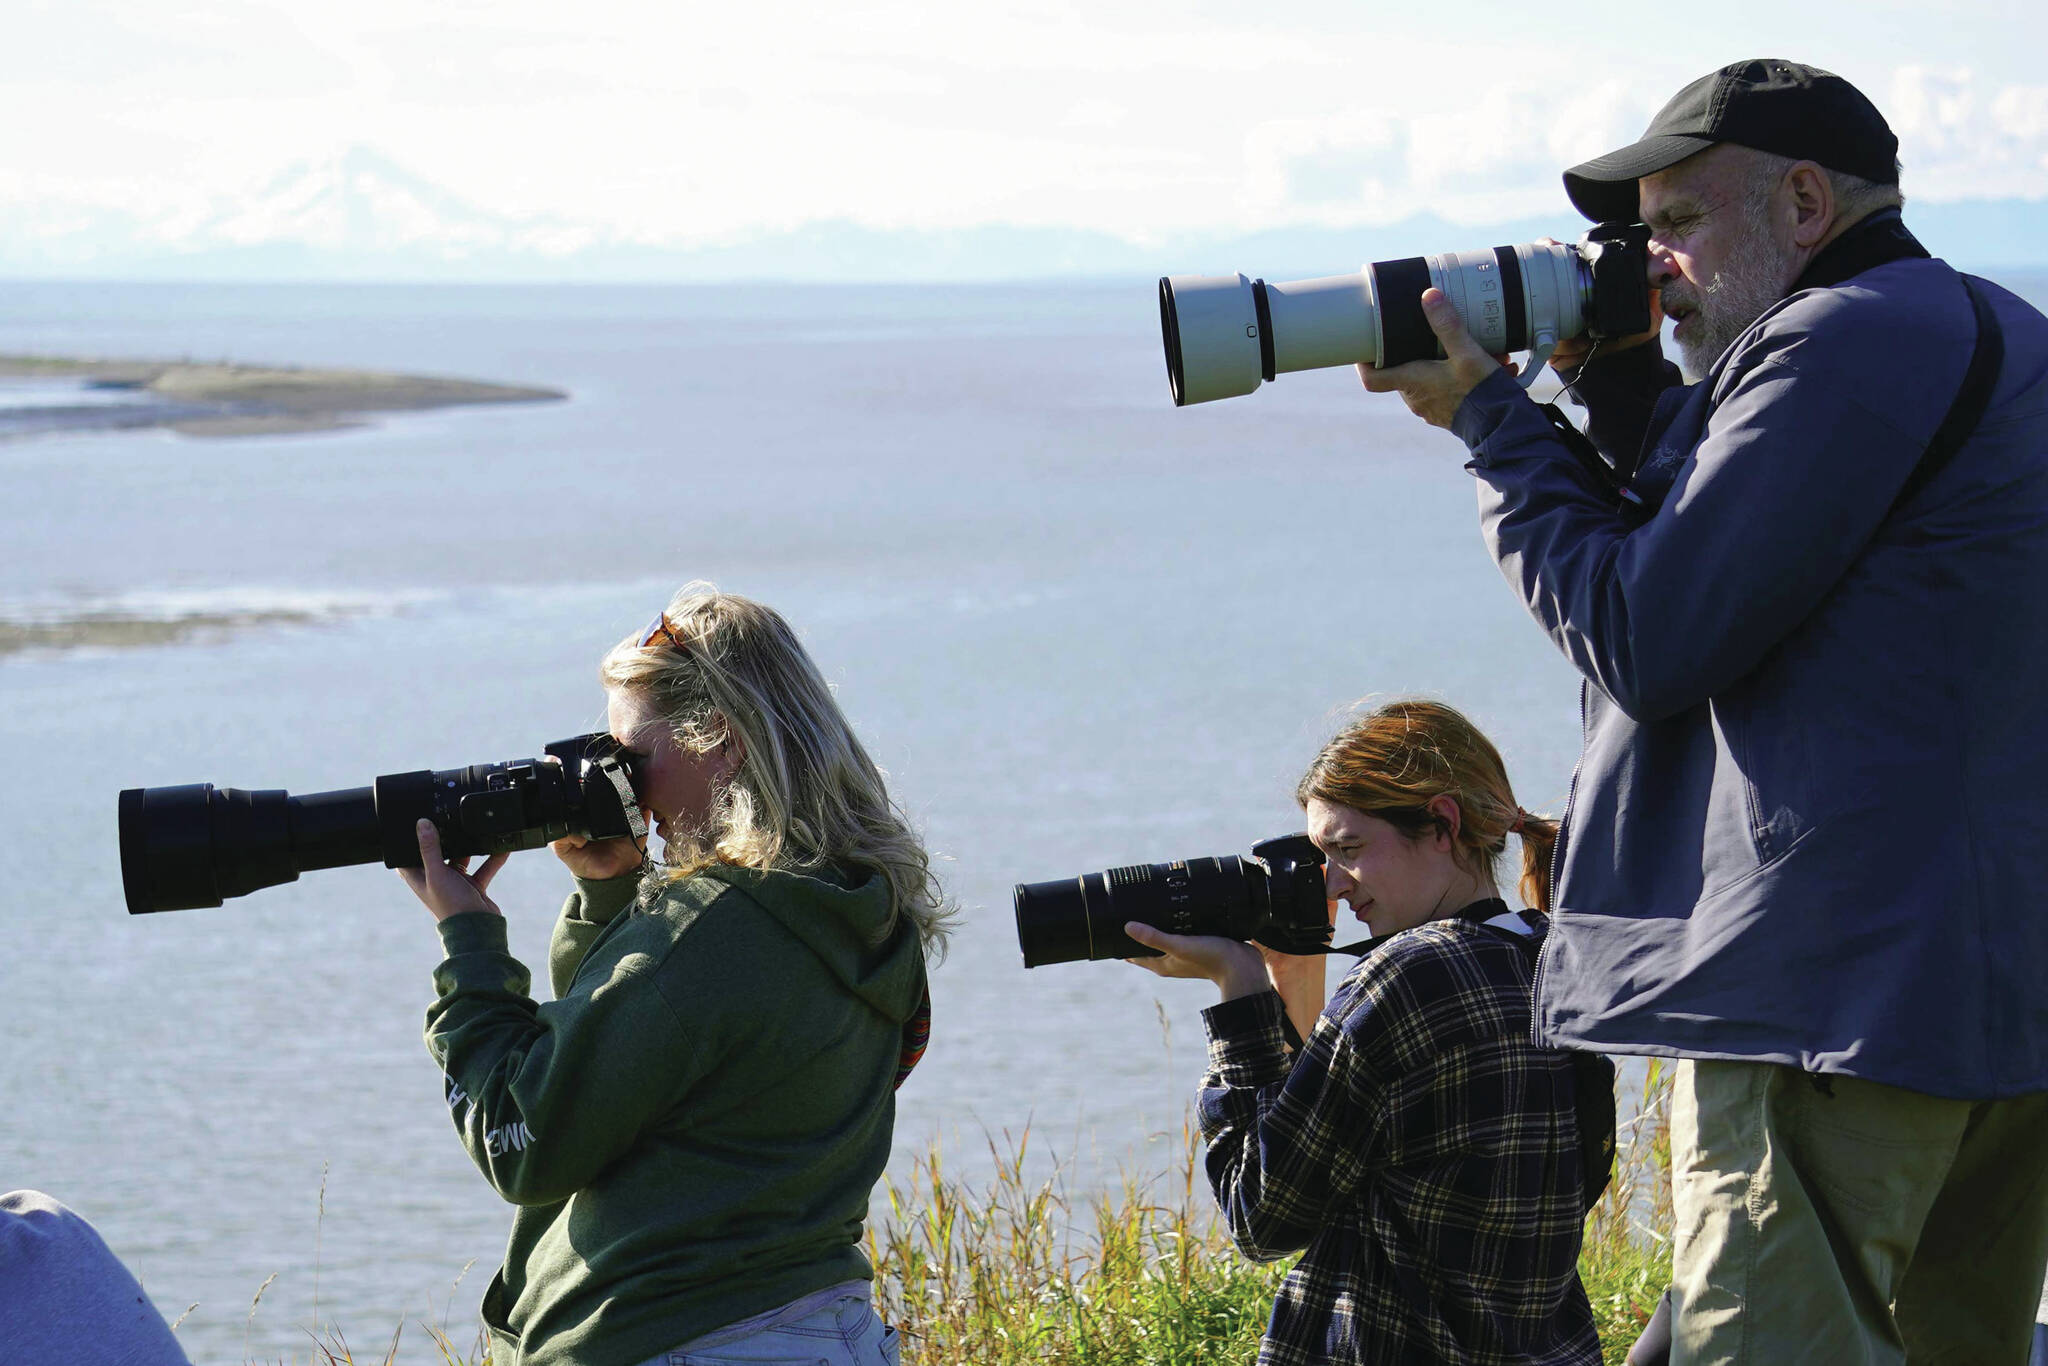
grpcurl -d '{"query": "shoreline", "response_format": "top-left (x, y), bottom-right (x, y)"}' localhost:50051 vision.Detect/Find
top-left (0, 354), bottom-right (565, 440)
top-left (0, 588), bottom-right (395, 657)
top-left (0, 608), bottom-right (328, 656)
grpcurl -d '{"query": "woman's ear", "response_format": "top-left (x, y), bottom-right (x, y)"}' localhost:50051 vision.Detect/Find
top-left (712, 714), bottom-right (747, 779)
top-left (1425, 794), bottom-right (1462, 848)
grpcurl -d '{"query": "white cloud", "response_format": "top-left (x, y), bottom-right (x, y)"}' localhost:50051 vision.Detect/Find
top-left (1238, 82), bottom-right (1653, 228)
top-left (1889, 66), bottom-right (2048, 199)
top-left (1, 2), bottom-right (2045, 262)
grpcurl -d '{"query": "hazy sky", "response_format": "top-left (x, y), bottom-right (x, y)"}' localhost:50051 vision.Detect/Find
top-left (3, 0), bottom-right (2043, 242)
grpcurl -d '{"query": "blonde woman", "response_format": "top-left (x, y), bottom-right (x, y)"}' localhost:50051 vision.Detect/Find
top-left (1129, 700), bottom-right (1601, 1366)
top-left (399, 585), bottom-right (949, 1366)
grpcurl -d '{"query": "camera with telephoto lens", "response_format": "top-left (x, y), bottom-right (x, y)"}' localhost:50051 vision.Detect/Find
top-left (118, 733), bottom-right (646, 915)
top-left (1158, 222), bottom-right (1652, 406)
top-left (1013, 833), bottom-right (1329, 968)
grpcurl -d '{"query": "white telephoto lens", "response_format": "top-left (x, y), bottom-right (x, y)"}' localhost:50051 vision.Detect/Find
top-left (1501, 244), bottom-right (1587, 355)
top-left (1158, 273), bottom-right (1265, 406)
top-left (1160, 234), bottom-right (1623, 405)
top-left (1261, 274), bottom-right (1375, 376)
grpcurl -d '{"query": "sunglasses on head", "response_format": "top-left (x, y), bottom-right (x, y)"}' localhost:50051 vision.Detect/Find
top-left (639, 611), bottom-right (684, 651)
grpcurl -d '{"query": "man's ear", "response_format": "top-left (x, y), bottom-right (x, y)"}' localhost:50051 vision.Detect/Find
top-left (1785, 161), bottom-right (1837, 250)
top-left (1425, 794), bottom-right (1462, 848)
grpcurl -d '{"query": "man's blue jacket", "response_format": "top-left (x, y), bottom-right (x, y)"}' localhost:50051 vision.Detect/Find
top-left (1452, 214), bottom-right (2048, 1099)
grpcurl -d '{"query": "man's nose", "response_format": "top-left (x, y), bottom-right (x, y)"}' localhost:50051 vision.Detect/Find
top-left (1324, 865), bottom-right (1350, 899)
top-left (1646, 239), bottom-right (1680, 290)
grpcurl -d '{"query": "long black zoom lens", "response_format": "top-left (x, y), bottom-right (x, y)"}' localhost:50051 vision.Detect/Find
top-left (118, 732), bottom-right (635, 916)
top-left (1013, 856), bottom-right (1257, 968)
top-left (119, 783), bottom-right (380, 914)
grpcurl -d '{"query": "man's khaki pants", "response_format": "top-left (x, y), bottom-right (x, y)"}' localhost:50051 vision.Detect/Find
top-left (1670, 1060), bottom-right (2048, 1366)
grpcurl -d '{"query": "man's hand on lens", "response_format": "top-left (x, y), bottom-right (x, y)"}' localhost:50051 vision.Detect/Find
top-left (1358, 288), bottom-right (1518, 430)
top-left (551, 832), bottom-right (646, 880)
top-left (399, 819), bottom-right (510, 923)
top-left (1124, 922), bottom-right (1272, 1001)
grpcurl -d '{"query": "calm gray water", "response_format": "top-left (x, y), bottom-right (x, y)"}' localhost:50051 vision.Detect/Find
top-left (5, 273), bottom-right (2042, 1362)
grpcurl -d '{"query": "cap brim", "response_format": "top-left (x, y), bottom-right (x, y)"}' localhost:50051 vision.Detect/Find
top-left (1563, 133), bottom-right (1718, 222)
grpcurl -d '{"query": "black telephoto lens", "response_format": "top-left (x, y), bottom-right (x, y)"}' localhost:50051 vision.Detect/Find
top-left (1013, 834), bottom-right (1330, 969)
top-left (1014, 856), bottom-right (1259, 968)
top-left (118, 732), bottom-right (642, 915)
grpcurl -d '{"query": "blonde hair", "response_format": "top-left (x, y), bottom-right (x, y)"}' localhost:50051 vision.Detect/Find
top-left (1295, 699), bottom-right (1558, 914)
top-left (601, 583), bottom-right (954, 958)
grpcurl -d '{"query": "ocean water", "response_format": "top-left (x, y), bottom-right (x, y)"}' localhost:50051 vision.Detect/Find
top-left (4, 272), bottom-right (2042, 1362)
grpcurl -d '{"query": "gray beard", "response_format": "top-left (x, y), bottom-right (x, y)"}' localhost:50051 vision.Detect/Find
top-left (1664, 197), bottom-right (1792, 381)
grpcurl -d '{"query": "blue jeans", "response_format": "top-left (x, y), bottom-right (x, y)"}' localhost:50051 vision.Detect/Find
top-left (641, 1286), bottom-right (899, 1366)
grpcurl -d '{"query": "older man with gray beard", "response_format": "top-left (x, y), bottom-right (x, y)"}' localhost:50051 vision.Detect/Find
top-left (1361, 59), bottom-right (2048, 1365)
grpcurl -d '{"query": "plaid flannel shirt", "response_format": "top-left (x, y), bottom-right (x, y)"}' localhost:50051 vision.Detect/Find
top-left (1199, 912), bottom-right (1602, 1366)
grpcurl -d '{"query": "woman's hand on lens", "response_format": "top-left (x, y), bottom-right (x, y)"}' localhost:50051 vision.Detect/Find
top-left (399, 819), bottom-right (510, 923)
top-left (1123, 922), bottom-right (1270, 1001)
top-left (551, 833), bottom-right (646, 881)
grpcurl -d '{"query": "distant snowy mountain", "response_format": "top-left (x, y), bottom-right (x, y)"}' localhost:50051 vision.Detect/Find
top-left (0, 146), bottom-right (613, 278)
top-left (191, 147), bottom-right (599, 257)
top-left (1, 145), bottom-right (2043, 282)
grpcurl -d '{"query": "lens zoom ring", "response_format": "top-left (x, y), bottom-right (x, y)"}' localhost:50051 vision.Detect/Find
top-left (1107, 863), bottom-right (1155, 891)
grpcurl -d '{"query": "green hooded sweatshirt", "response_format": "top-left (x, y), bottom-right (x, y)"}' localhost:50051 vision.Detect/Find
top-left (424, 861), bottom-right (925, 1366)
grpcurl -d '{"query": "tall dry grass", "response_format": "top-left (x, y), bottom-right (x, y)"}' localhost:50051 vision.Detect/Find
top-left (226, 1065), bottom-right (1677, 1364)
top-left (870, 1062), bottom-right (1677, 1365)
top-left (1579, 1058), bottom-right (1678, 1364)
top-left (866, 1124), bottom-right (1287, 1365)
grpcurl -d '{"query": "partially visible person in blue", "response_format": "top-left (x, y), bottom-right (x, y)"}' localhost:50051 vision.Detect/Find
top-left (1129, 700), bottom-right (1601, 1366)
top-left (1359, 57), bottom-right (2048, 1365)
top-left (0, 1190), bottom-right (192, 1366)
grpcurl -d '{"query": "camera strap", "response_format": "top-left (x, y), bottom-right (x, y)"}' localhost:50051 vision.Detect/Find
top-left (1275, 902), bottom-right (1617, 1214)
top-left (1532, 272), bottom-right (1999, 531)
top-left (1890, 274), bottom-right (2003, 518)
top-left (1537, 401), bottom-right (1650, 524)
top-left (1276, 905), bottom-right (1528, 1056)
top-left (1299, 898), bottom-right (1533, 963)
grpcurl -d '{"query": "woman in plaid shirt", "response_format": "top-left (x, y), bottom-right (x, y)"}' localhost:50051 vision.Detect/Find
top-left (1127, 700), bottom-right (1602, 1365)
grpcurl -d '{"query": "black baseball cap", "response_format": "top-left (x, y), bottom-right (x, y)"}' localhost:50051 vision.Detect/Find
top-left (1563, 59), bottom-right (1900, 222)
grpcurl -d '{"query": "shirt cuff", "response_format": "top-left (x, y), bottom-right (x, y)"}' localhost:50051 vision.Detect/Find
top-left (1451, 366), bottom-right (1535, 458)
top-left (567, 872), bottom-right (641, 925)
top-left (1203, 990), bottom-right (1291, 1085)
top-left (436, 910), bottom-right (511, 958)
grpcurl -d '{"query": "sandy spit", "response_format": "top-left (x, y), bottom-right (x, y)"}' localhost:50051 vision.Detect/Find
top-left (0, 354), bottom-right (565, 440)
